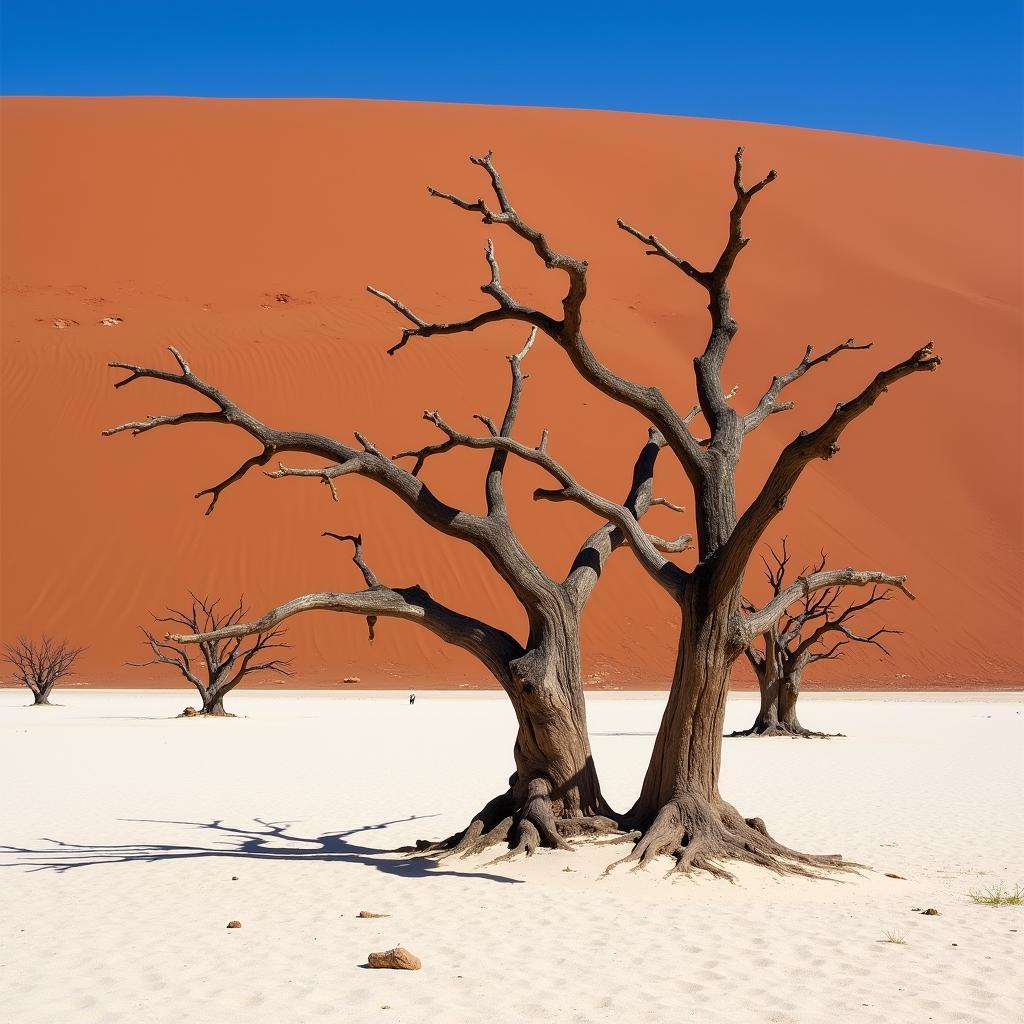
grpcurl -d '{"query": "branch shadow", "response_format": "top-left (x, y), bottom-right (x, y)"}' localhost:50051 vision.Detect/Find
top-left (0, 815), bottom-right (524, 884)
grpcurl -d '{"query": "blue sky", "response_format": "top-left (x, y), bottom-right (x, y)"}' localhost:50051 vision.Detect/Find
top-left (2, 2), bottom-right (1021, 154)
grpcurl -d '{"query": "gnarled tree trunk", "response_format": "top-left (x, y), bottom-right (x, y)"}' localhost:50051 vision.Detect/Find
top-left (198, 690), bottom-right (232, 717)
top-left (431, 609), bottom-right (616, 859)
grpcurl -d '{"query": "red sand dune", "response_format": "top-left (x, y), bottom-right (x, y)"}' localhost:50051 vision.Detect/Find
top-left (1, 98), bottom-right (1021, 690)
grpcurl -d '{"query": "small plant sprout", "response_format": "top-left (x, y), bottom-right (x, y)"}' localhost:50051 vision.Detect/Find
top-left (968, 884), bottom-right (1023, 907)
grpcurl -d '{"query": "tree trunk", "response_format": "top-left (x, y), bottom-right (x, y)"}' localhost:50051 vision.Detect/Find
top-left (777, 667), bottom-right (803, 732)
top-left (627, 581), bottom-right (735, 823)
top-left (509, 619), bottom-right (610, 817)
top-left (734, 657), bottom-right (840, 738)
top-left (750, 685), bottom-right (781, 733)
top-left (410, 611), bottom-right (617, 859)
top-left (621, 581), bottom-right (844, 877)
top-left (775, 664), bottom-right (842, 738)
top-left (32, 690), bottom-right (54, 706)
top-left (734, 630), bottom-right (784, 736)
top-left (200, 692), bottom-right (233, 716)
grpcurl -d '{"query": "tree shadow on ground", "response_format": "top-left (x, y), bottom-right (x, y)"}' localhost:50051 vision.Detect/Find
top-left (0, 815), bottom-right (523, 884)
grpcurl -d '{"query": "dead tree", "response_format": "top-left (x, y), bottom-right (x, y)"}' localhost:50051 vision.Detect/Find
top-left (737, 542), bottom-right (901, 738)
top-left (129, 596), bottom-right (291, 716)
top-left (369, 149), bottom-right (940, 877)
top-left (104, 335), bottom-right (688, 856)
top-left (1, 636), bottom-right (85, 706)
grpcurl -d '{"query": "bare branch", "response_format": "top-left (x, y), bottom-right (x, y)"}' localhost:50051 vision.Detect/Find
top-left (651, 496), bottom-right (685, 514)
top-left (103, 349), bottom-right (507, 562)
top-left (195, 448), bottom-right (274, 515)
top-left (618, 147), bottom-right (778, 437)
top-left (615, 219), bottom-right (710, 286)
top-left (648, 533), bottom-right (694, 554)
top-left (401, 409), bottom-right (688, 595)
top-left (744, 339), bottom-right (873, 432)
top-left (382, 152), bottom-right (707, 478)
top-left (322, 532), bottom-right (379, 588)
top-left (741, 568), bottom-right (914, 643)
top-left (266, 462), bottom-right (343, 502)
top-left (718, 343), bottom-right (942, 593)
top-left (167, 587), bottom-right (523, 686)
top-left (367, 238), bottom-right (556, 356)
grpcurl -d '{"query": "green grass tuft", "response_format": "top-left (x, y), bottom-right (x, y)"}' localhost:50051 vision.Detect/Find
top-left (881, 929), bottom-right (908, 944)
top-left (968, 884), bottom-right (1023, 907)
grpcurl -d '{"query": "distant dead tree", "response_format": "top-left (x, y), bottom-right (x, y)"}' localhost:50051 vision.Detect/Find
top-left (1, 636), bottom-right (85, 706)
top-left (736, 541), bottom-right (901, 738)
top-left (129, 596), bottom-right (291, 716)
top-left (364, 148), bottom-right (939, 877)
top-left (104, 336), bottom-right (687, 855)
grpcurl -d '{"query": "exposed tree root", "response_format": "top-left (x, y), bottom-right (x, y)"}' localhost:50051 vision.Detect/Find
top-left (609, 795), bottom-right (855, 881)
top-left (728, 723), bottom-right (844, 739)
top-left (177, 706), bottom-right (237, 718)
top-left (397, 779), bottom-right (621, 862)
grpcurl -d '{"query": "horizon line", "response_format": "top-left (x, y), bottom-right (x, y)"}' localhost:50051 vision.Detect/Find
top-left (3, 93), bottom-right (1020, 158)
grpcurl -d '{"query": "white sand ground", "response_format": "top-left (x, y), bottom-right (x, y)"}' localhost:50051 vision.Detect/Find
top-left (1, 689), bottom-right (1021, 1024)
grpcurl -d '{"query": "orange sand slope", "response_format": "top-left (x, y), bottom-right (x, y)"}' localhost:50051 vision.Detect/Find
top-left (2, 98), bottom-right (1021, 689)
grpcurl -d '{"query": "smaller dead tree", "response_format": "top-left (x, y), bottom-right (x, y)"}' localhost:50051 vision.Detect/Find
top-left (1, 636), bottom-right (85, 706)
top-left (737, 542), bottom-right (901, 738)
top-left (130, 596), bottom-right (291, 716)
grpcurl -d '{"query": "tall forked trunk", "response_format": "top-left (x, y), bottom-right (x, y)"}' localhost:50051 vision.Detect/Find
top-left (629, 577), bottom-right (741, 828)
top-left (620, 476), bottom-right (845, 876)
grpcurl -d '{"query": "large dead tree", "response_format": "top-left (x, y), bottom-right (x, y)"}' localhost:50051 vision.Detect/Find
top-left (368, 149), bottom-right (940, 877)
top-left (104, 335), bottom-right (688, 856)
top-left (1, 636), bottom-right (85, 706)
top-left (736, 542), bottom-right (901, 738)
top-left (129, 595), bottom-right (291, 716)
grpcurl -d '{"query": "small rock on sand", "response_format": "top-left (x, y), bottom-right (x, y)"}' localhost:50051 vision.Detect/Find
top-left (367, 947), bottom-right (420, 970)
top-left (357, 910), bottom-right (390, 919)
top-left (923, 907), bottom-right (941, 915)
top-left (99, 316), bottom-right (123, 326)
top-left (226, 920), bottom-right (242, 929)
